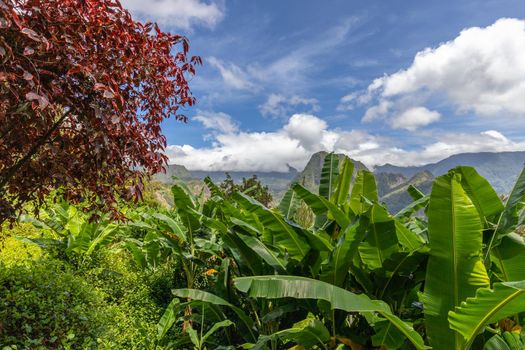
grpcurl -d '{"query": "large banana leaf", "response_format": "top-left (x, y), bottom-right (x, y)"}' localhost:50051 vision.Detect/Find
top-left (448, 281), bottom-right (525, 350)
top-left (237, 233), bottom-right (288, 274)
top-left (292, 183), bottom-right (350, 230)
top-left (234, 275), bottom-right (427, 350)
top-left (491, 233), bottom-right (525, 282)
top-left (358, 204), bottom-right (399, 270)
top-left (204, 176), bottom-right (225, 197)
top-left (349, 170), bottom-right (378, 215)
top-left (234, 192), bottom-right (310, 260)
top-left (157, 298), bottom-right (182, 340)
top-left (83, 224), bottom-right (119, 256)
top-left (423, 171), bottom-right (490, 350)
top-left (486, 166), bottom-right (525, 258)
top-left (395, 220), bottom-right (425, 251)
top-left (455, 166), bottom-right (504, 218)
top-left (292, 182), bottom-right (329, 217)
top-left (279, 188), bottom-right (300, 220)
top-left (319, 153), bottom-right (339, 201)
top-left (149, 212), bottom-right (187, 242)
top-left (394, 195), bottom-right (429, 220)
top-left (320, 219), bottom-right (368, 287)
top-left (496, 165), bottom-right (525, 237)
top-left (171, 183), bottom-right (196, 210)
top-left (334, 157), bottom-right (354, 207)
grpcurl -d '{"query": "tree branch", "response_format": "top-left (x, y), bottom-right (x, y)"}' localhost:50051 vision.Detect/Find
top-left (0, 109), bottom-right (72, 190)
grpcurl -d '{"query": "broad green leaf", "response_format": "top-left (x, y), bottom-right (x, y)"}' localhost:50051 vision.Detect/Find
top-left (372, 319), bottom-right (406, 349)
top-left (237, 233), bottom-right (288, 274)
top-left (349, 170), bottom-right (378, 215)
top-left (171, 183), bottom-right (196, 211)
top-left (422, 171), bottom-right (490, 350)
top-left (234, 192), bottom-right (310, 260)
top-left (157, 298), bottom-right (180, 340)
top-left (298, 228), bottom-right (333, 252)
top-left (334, 157), bottom-right (354, 206)
top-left (234, 275), bottom-right (427, 350)
top-left (483, 334), bottom-right (512, 350)
top-left (186, 325), bottom-right (200, 347)
top-left (292, 183), bottom-right (350, 230)
top-left (204, 176), bottom-right (225, 197)
top-left (359, 205), bottom-right (399, 270)
top-left (221, 231), bottom-right (264, 276)
top-left (247, 316), bottom-right (330, 350)
top-left (292, 183), bottom-right (328, 220)
top-left (492, 233), bottom-right (525, 282)
top-left (279, 188), bottom-right (300, 220)
top-left (487, 166), bottom-right (525, 256)
top-left (407, 185), bottom-right (425, 201)
top-left (150, 212), bottom-right (187, 242)
top-left (319, 153), bottom-right (339, 201)
top-left (394, 195), bottom-right (429, 219)
top-left (320, 219), bottom-right (368, 287)
top-left (456, 166), bottom-right (504, 218)
top-left (395, 220), bottom-right (424, 251)
top-left (84, 224), bottom-right (118, 256)
top-left (449, 281), bottom-right (525, 350)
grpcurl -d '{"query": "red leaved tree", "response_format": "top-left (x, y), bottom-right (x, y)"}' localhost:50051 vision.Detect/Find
top-left (0, 0), bottom-right (201, 222)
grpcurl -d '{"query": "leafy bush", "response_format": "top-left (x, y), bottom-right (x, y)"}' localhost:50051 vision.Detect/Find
top-left (0, 259), bottom-right (111, 349)
top-left (82, 249), bottom-right (177, 349)
top-left (0, 223), bottom-right (43, 267)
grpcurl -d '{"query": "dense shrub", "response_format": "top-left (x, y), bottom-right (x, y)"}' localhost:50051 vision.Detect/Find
top-left (0, 259), bottom-right (111, 349)
top-left (0, 223), bottom-right (43, 266)
top-left (82, 249), bottom-right (177, 349)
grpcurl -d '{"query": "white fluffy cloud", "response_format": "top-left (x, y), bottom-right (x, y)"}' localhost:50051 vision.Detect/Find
top-left (166, 113), bottom-right (525, 171)
top-left (391, 107), bottom-right (441, 131)
top-left (121, 0), bottom-right (224, 30)
top-left (193, 110), bottom-right (238, 134)
top-left (258, 94), bottom-right (320, 118)
top-left (207, 57), bottom-right (255, 90)
top-left (360, 18), bottom-right (525, 129)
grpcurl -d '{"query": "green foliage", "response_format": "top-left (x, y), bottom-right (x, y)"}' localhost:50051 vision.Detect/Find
top-left (219, 173), bottom-right (273, 206)
top-left (3, 157), bottom-right (525, 350)
top-left (0, 222), bottom-right (43, 266)
top-left (0, 259), bottom-right (110, 349)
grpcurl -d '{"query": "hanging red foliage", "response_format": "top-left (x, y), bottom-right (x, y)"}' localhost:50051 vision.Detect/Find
top-left (0, 0), bottom-right (201, 221)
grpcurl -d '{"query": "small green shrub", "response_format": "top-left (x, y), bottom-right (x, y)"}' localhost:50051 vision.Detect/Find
top-left (0, 223), bottom-right (43, 266)
top-left (0, 259), bottom-right (111, 349)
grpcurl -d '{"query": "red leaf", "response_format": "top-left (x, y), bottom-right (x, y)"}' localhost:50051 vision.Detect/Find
top-left (103, 90), bottom-right (115, 99)
top-left (23, 71), bottom-right (33, 80)
top-left (21, 28), bottom-right (41, 42)
top-left (23, 46), bottom-right (34, 55)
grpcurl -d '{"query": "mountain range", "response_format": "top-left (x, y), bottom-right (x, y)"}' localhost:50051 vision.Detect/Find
top-left (155, 151), bottom-right (525, 213)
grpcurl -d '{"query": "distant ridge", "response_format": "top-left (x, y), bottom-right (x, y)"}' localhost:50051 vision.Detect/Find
top-left (155, 151), bottom-right (525, 211)
top-left (375, 151), bottom-right (525, 194)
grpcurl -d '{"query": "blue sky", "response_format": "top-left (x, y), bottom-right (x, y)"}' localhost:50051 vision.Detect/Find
top-left (122, 0), bottom-right (525, 171)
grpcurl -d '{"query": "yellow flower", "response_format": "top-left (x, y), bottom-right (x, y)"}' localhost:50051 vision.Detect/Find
top-left (203, 268), bottom-right (218, 276)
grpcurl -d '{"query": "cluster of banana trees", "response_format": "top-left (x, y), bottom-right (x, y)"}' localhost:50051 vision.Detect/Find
top-left (123, 154), bottom-right (525, 349)
top-left (25, 155), bottom-right (525, 349)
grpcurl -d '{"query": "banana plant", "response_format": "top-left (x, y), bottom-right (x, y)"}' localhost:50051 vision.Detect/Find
top-left (421, 166), bottom-right (525, 350)
top-left (125, 181), bottom-right (223, 290)
top-left (19, 200), bottom-right (120, 264)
